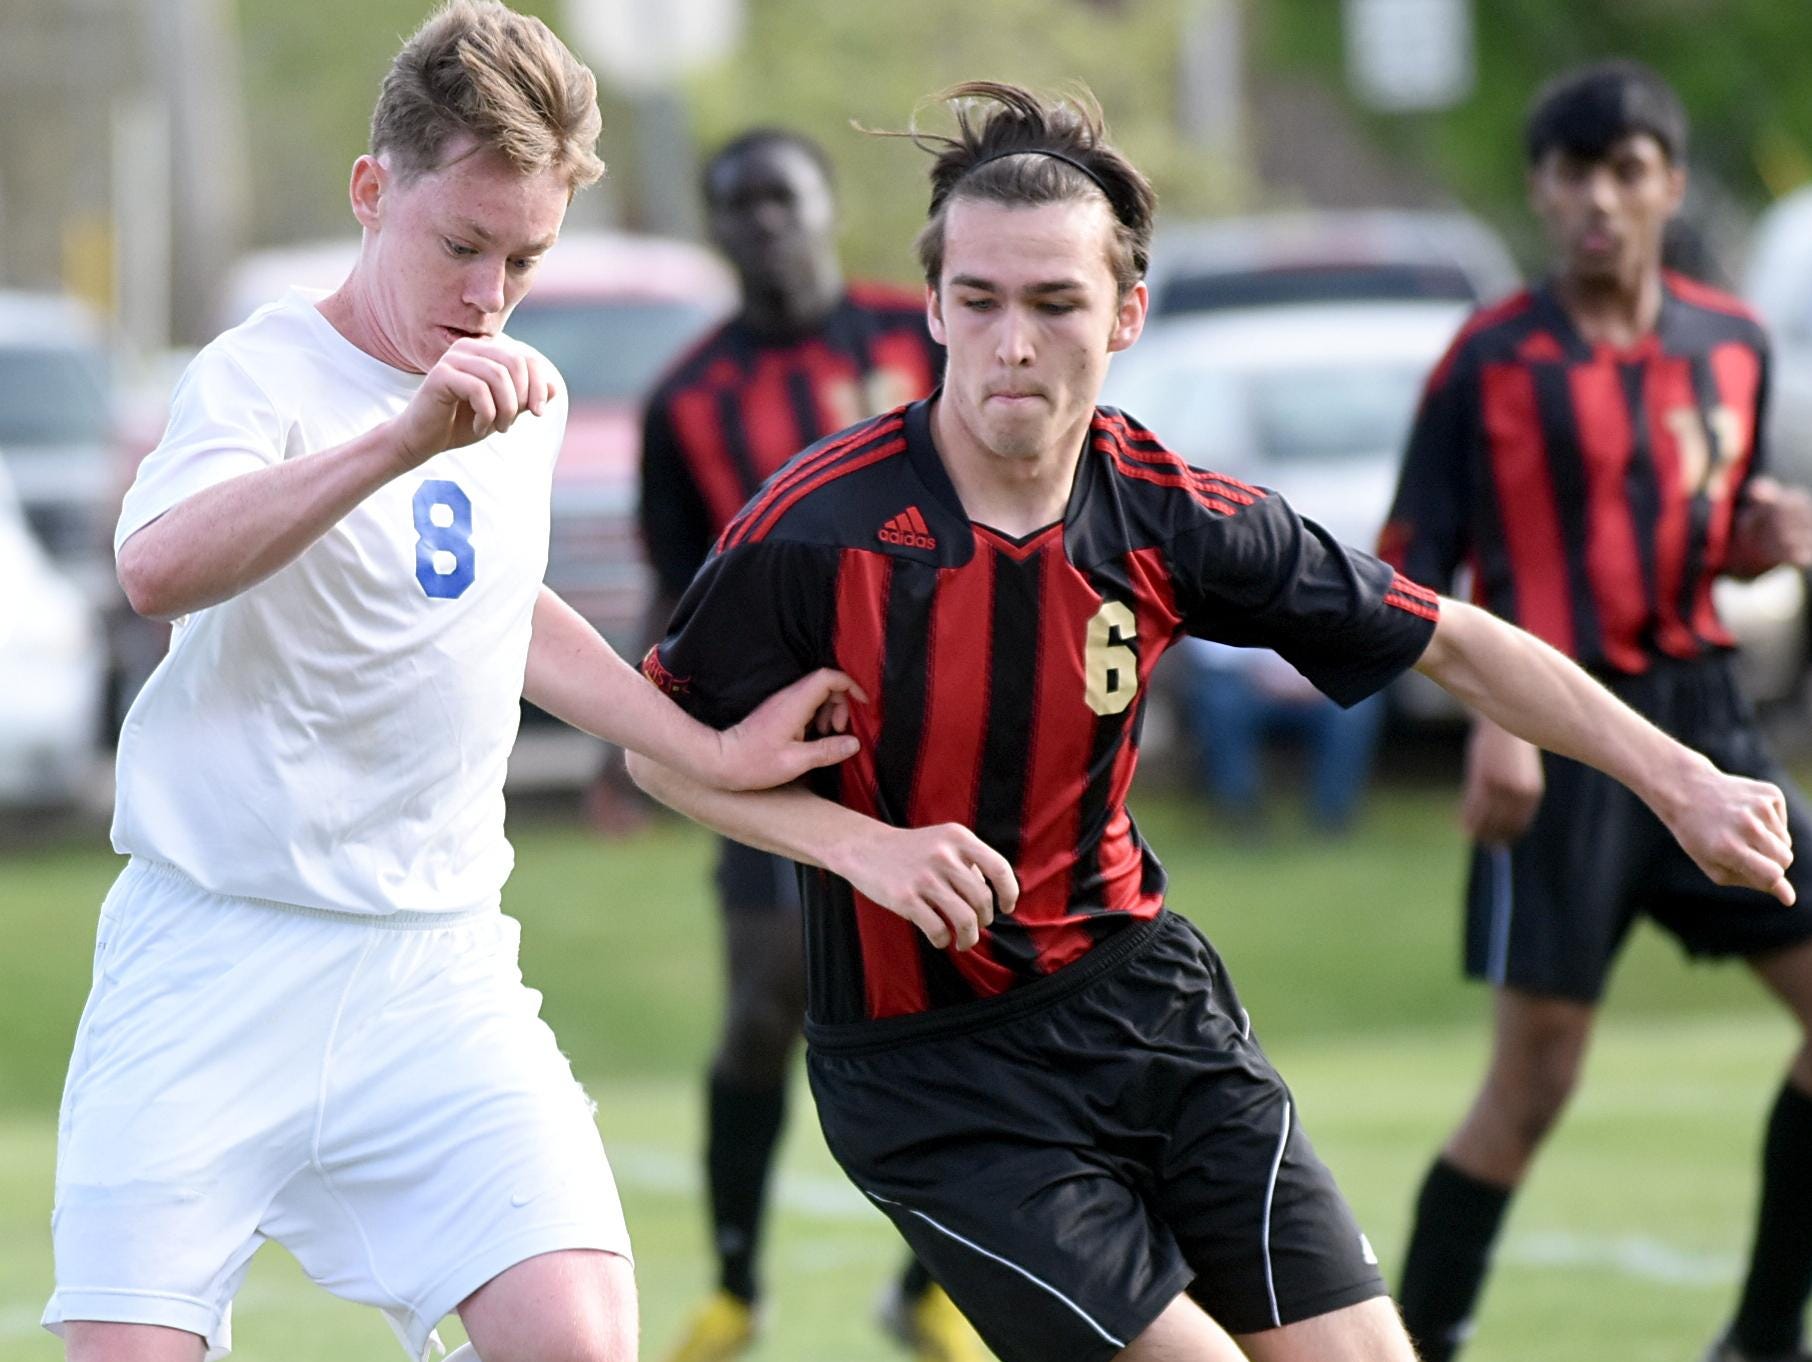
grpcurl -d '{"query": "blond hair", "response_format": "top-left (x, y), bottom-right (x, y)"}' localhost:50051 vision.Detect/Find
top-left (371, 0), bottom-right (604, 190)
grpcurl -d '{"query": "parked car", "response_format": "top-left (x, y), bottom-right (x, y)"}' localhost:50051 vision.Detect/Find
top-left (1144, 210), bottom-right (1521, 321)
top-left (1746, 183), bottom-right (1812, 495)
top-left (1103, 300), bottom-right (1468, 547)
top-left (1101, 299), bottom-right (1806, 717)
top-left (501, 232), bottom-right (734, 652)
top-left (0, 292), bottom-right (118, 609)
top-left (0, 451), bottom-right (107, 806)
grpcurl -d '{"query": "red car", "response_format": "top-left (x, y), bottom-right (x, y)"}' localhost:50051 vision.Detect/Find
top-left (501, 231), bottom-right (735, 651)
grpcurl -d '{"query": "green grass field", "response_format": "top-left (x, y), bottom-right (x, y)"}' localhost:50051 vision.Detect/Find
top-left (0, 777), bottom-right (1801, 1361)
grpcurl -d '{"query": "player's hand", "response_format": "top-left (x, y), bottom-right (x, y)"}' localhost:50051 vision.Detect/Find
top-left (1662, 757), bottom-right (1796, 905)
top-left (716, 669), bottom-right (869, 791)
top-left (839, 823), bottom-right (1019, 952)
top-left (1727, 477), bottom-right (1812, 576)
top-left (389, 336), bottom-right (560, 470)
top-left (1461, 718), bottom-right (1544, 846)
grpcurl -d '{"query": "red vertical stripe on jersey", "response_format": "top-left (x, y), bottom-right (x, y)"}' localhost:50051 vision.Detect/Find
top-left (742, 353), bottom-right (803, 479)
top-left (908, 541), bottom-right (993, 848)
top-left (910, 540), bottom-right (1018, 996)
top-left (1642, 356), bottom-right (1701, 658)
top-left (833, 549), bottom-right (927, 1019)
top-left (670, 385), bottom-right (750, 530)
top-left (1013, 544), bottom-right (1100, 972)
top-left (1696, 342), bottom-right (1761, 646)
top-left (1482, 363), bottom-right (1575, 656)
top-left (1569, 359), bottom-right (1648, 673)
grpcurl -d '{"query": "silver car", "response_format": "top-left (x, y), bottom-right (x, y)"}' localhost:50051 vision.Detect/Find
top-left (0, 291), bottom-right (117, 608)
top-left (0, 451), bottom-right (106, 806)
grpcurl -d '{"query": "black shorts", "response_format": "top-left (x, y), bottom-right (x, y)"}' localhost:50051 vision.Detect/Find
top-left (714, 837), bottom-right (803, 913)
top-left (805, 913), bottom-right (1385, 1362)
top-left (1466, 654), bottom-right (1812, 1002)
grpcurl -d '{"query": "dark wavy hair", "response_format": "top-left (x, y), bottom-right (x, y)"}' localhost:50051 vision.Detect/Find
top-left (1525, 60), bottom-right (1688, 166)
top-left (870, 81), bottom-right (1156, 297)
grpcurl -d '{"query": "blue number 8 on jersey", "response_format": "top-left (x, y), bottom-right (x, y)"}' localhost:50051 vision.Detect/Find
top-left (413, 479), bottom-right (475, 599)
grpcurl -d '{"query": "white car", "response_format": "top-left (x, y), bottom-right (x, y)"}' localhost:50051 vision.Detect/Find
top-left (0, 452), bottom-right (106, 805)
top-left (1104, 300), bottom-right (1468, 549)
top-left (1746, 184), bottom-right (1812, 499)
top-left (1102, 299), bottom-right (1806, 713)
top-left (0, 291), bottom-right (117, 609)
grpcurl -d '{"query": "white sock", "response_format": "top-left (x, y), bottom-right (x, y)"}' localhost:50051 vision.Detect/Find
top-left (442, 1347), bottom-right (479, 1362)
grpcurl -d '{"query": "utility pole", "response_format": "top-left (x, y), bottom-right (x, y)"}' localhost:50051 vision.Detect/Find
top-left (562, 0), bottom-right (744, 239)
top-left (148, 0), bottom-right (251, 344)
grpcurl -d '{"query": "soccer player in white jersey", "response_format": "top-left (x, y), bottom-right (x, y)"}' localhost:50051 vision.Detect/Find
top-left (41, 6), bottom-right (861, 1362)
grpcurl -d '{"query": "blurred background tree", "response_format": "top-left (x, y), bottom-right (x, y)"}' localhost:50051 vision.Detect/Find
top-left (6, 0), bottom-right (1812, 339)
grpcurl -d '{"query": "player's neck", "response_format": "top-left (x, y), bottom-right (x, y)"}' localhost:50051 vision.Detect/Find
top-left (1553, 266), bottom-right (1664, 349)
top-left (739, 266), bottom-right (844, 340)
top-left (318, 274), bottom-right (418, 373)
top-left (929, 395), bottom-right (1083, 538)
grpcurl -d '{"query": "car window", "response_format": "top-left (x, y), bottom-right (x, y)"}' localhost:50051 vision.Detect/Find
top-left (1155, 264), bottom-right (1480, 317)
top-left (505, 299), bottom-right (723, 403)
top-left (1102, 359), bottom-right (1247, 460)
top-left (0, 346), bottom-right (111, 445)
top-left (1246, 365), bottom-right (1426, 462)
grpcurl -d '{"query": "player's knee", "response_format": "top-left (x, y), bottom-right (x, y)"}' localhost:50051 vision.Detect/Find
top-left (63, 1321), bottom-right (206, 1362)
top-left (1501, 1054), bottom-right (1580, 1144)
top-left (466, 1303), bottom-right (637, 1362)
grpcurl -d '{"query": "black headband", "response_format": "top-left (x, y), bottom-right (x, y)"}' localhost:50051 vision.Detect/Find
top-left (966, 147), bottom-right (1119, 213)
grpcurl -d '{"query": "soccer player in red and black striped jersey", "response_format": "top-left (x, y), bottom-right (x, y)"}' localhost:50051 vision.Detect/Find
top-left (1381, 63), bottom-right (1812, 1362)
top-left (630, 81), bottom-right (1797, 1362)
top-left (638, 131), bottom-right (957, 1362)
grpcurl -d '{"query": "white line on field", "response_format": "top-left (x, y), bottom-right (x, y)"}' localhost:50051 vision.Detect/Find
top-left (1503, 1231), bottom-right (1739, 1286)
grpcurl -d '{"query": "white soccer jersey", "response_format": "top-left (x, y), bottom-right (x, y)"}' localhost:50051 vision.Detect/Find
top-left (112, 288), bottom-right (563, 915)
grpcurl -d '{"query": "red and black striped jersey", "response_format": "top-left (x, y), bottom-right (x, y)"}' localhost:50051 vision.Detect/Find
top-left (639, 283), bottom-right (942, 599)
top-left (646, 398), bottom-right (1438, 1027)
top-left (1379, 273), bottom-right (1770, 676)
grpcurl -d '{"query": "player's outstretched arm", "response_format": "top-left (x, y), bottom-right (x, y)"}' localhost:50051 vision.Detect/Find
top-left (118, 336), bottom-right (556, 620)
top-left (624, 750), bottom-right (1019, 951)
top-left (524, 586), bottom-right (864, 791)
top-left (1416, 598), bottom-right (1795, 904)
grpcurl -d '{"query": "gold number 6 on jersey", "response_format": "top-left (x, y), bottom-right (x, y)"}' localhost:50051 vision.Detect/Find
top-left (1085, 601), bottom-right (1139, 716)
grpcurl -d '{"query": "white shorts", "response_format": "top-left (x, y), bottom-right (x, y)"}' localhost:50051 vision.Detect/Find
top-left (43, 857), bottom-right (631, 1361)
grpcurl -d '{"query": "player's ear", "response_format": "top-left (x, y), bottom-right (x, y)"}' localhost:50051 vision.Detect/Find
top-left (349, 155), bottom-right (387, 232)
top-left (1108, 280), bottom-right (1148, 354)
top-left (925, 282), bottom-right (947, 345)
top-left (1663, 158), bottom-right (1687, 216)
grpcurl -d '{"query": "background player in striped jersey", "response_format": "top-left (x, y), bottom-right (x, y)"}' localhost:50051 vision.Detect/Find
top-left (637, 129), bottom-right (964, 1362)
top-left (41, 7), bottom-right (862, 1361)
top-left (1381, 61), bottom-right (1812, 1362)
top-left (628, 81), bottom-right (1796, 1362)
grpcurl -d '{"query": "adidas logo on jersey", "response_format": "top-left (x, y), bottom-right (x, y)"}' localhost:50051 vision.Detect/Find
top-left (878, 505), bottom-right (938, 550)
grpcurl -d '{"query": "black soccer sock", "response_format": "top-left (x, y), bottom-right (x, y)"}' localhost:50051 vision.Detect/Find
top-left (706, 1072), bottom-right (788, 1304)
top-left (1397, 1157), bottom-right (1514, 1362)
top-left (1731, 1081), bottom-right (1812, 1358)
top-left (898, 1255), bottom-right (934, 1302)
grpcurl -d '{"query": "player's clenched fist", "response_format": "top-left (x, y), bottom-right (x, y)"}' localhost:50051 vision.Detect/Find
top-left (390, 335), bottom-right (561, 470)
top-left (840, 823), bottom-right (1020, 952)
top-left (1664, 757), bottom-right (1797, 905)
